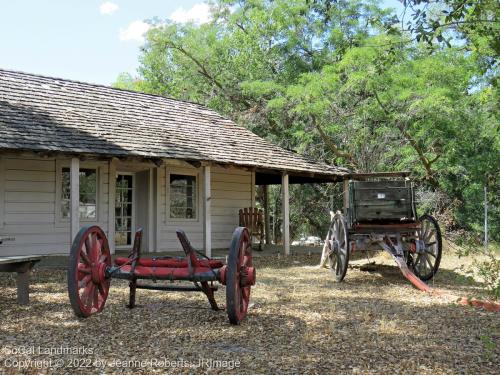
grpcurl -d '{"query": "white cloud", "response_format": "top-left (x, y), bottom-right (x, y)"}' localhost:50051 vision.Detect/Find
top-left (170, 3), bottom-right (211, 24)
top-left (119, 20), bottom-right (151, 42)
top-left (99, 1), bottom-right (119, 15)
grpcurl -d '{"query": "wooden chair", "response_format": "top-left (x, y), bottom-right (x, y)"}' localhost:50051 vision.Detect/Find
top-left (239, 207), bottom-right (264, 251)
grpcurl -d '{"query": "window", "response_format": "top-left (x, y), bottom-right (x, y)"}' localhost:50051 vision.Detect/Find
top-left (61, 168), bottom-right (98, 220)
top-left (170, 174), bottom-right (197, 219)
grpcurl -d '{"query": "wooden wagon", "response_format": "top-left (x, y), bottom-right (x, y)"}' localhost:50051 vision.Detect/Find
top-left (67, 226), bottom-right (255, 325)
top-left (324, 172), bottom-right (442, 286)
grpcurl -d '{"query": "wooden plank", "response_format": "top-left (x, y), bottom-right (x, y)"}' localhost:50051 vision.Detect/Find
top-left (108, 159), bottom-right (116, 254)
top-left (5, 213), bottom-right (56, 224)
top-left (156, 167), bottom-right (161, 253)
top-left (70, 158), bottom-right (80, 244)
top-left (5, 202), bottom-right (55, 214)
top-left (148, 168), bottom-right (154, 252)
top-left (5, 191), bottom-right (55, 203)
top-left (5, 170), bottom-right (55, 182)
top-left (282, 173), bottom-right (290, 255)
top-left (211, 181), bottom-right (251, 192)
top-left (5, 180), bottom-right (55, 193)
top-left (203, 165), bottom-right (212, 257)
top-left (212, 173), bottom-right (251, 184)
top-left (0, 156), bottom-right (4, 229)
top-left (251, 171), bottom-right (256, 210)
top-left (4, 158), bottom-right (55, 171)
top-left (212, 190), bottom-right (251, 200)
top-left (263, 185), bottom-right (271, 245)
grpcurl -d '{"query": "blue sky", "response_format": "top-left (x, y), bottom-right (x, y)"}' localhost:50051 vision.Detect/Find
top-left (0, 1), bottom-right (403, 86)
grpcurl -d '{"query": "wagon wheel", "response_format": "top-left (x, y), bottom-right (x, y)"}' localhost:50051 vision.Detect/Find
top-left (68, 225), bottom-right (111, 317)
top-left (327, 212), bottom-right (349, 282)
top-left (407, 214), bottom-right (442, 281)
top-left (226, 227), bottom-right (255, 325)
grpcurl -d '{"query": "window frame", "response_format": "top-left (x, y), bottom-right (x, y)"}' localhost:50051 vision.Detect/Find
top-left (56, 160), bottom-right (100, 224)
top-left (166, 169), bottom-right (199, 222)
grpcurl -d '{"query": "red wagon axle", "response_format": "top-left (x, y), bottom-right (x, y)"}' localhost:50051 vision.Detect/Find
top-left (67, 226), bottom-right (256, 325)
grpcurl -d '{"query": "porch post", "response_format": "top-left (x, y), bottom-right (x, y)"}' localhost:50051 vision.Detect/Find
top-left (251, 171), bottom-right (256, 208)
top-left (282, 172), bottom-right (290, 255)
top-left (70, 157), bottom-right (80, 243)
top-left (203, 165), bottom-right (212, 257)
top-left (263, 185), bottom-right (271, 245)
top-left (148, 167), bottom-right (155, 252)
top-left (108, 159), bottom-right (116, 253)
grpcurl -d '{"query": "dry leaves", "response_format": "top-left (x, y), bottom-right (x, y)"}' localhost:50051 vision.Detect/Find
top-left (0, 251), bottom-right (498, 374)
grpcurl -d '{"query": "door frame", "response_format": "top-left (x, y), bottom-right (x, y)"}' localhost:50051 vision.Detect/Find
top-left (115, 172), bottom-right (136, 250)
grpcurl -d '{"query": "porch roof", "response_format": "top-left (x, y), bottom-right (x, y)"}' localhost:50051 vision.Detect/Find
top-left (0, 69), bottom-right (348, 183)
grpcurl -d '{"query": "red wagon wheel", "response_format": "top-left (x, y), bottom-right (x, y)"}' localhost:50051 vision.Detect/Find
top-left (68, 225), bottom-right (111, 317)
top-left (226, 227), bottom-right (255, 325)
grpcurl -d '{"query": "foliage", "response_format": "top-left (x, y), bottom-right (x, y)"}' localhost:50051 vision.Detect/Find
top-left (397, 0), bottom-right (499, 75)
top-left (115, 0), bottom-right (498, 247)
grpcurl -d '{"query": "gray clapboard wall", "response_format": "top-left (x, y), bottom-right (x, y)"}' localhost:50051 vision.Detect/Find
top-left (0, 155), bottom-right (109, 256)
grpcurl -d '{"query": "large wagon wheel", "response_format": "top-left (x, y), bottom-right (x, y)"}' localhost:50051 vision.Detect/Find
top-left (407, 214), bottom-right (442, 281)
top-left (226, 227), bottom-right (255, 325)
top-left (68, 226), bottom-right (111, 317)
top-left (327, 212), bottom-right (349, 282)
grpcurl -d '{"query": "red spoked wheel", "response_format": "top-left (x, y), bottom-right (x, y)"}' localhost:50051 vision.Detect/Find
top-left (225, 227), bottom-right (255, 325)
top-left (68, 225), bottom-right (111, 317)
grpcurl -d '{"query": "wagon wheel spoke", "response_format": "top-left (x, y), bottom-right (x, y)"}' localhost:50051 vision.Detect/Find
top-left (425, 250), bottom-right (437, 258)
top-left (93, 286), bottom-right (99, 309)
top-left (425, 229), bottom-right (435, 243)
top-left (97, 283), bottom-right (106, 297)
top-left (84, 236), bottom-right (92, 259)
top-left (78, 275), bottom-right (92, 289)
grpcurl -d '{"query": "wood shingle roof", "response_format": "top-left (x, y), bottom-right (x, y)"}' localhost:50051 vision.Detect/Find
top-left (0, 69), bottom-right (347, 179)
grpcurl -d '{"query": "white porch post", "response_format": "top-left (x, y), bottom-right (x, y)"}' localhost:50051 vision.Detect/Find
top-left (70, 157), bottom-right (80, 243)
top-left (148, 167), bottom-right (155, 252)
top-left (203, 165), bottom-right (212, 257)
top-left (155, 167), bottom-right (162, 253)
top-left (282, 172), bottom-right (290, 255)
top-left (108, 159), bottom-right (116, 254)
top-left (251, 171), bottom-right (256, 208)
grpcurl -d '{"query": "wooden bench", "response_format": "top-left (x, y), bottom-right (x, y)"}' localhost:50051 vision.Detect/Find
top-left (239, 207), bottom-right (264, 251)
top-left (0, 256), bottom-right (42, 305)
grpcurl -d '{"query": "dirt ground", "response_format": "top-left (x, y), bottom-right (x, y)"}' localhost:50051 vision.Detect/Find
top-left (0, 249), bottom-right (498, 374)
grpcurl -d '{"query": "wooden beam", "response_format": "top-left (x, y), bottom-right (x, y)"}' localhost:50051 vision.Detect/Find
top-left (0, 156), bottom-right (4, 229)
top-left (108, 159), bottom-right (116, 254)
top-left (148, 167), bottom-right (155, 252)
top-left (282, 173), bottom-right (290, 255)
top-left (343, 179), bottom-right (349, 213)
top-left (155, 167), bottom-right (162, 253)
top-left (263, 185), bottom-right (271, 245)
top-left (251, 171), bottom-right (256, 209)
top-left (345, 171), bottom-right (410, 180)
top-left (203, 165), bottom-right (212, 257)
top-left (70, 157), bottom-right (80, 243)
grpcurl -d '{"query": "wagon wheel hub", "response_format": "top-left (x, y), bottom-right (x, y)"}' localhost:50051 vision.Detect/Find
top-left (90, 262), bottom-right (108, 284)
top-left (239, 266), bottom-right (256, 287)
